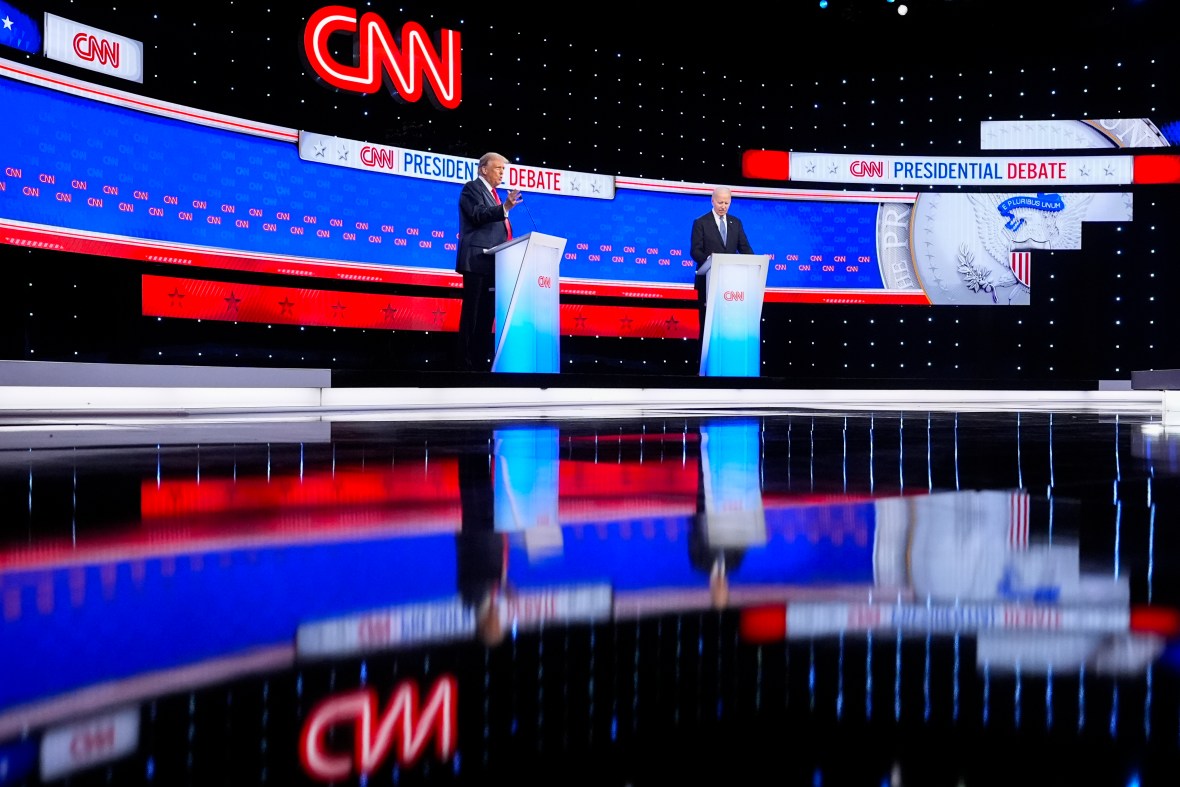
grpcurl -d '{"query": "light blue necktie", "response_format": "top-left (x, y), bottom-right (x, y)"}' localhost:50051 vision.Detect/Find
top-left (719, 218), bottom-right (727, 246)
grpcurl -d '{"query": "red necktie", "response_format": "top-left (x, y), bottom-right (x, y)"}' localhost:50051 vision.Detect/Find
top-left (492, 189), bottom-right (512, 240)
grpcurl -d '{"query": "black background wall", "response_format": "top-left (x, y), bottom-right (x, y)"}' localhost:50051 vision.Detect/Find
top-left (1, 0), bottom-right (1177, 385)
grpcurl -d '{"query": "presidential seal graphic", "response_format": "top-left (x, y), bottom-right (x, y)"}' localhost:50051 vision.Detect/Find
top-left (908, 192), bottom-right (1133, 305)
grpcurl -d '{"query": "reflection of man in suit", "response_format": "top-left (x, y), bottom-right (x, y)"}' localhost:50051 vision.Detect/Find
top-left (689, 435), bottom-right (748, 610)
top-left (455, 152), bottom-right (523, 371)
top-left (689, 186), bottom-right (755, 336)
top-left (456, 437), bottom-right (509, 646)
top-left (689, 516), bottom-right (745, 609)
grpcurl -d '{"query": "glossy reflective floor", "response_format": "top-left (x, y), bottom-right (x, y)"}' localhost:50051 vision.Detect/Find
top-left (3, 407), bottom-right (1180, 786)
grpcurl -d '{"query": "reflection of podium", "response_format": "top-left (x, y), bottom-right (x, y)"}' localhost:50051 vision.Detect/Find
top-left (494, 425), bottom-right (559, 532)
top-left (698, 253), bottom-right (771, 377)
top-left (494, 425), bottom-right (563, 560)
top-left (699, 420), bottom-right (767, 548)
top-left (487, 232), bottom-right (567, 373)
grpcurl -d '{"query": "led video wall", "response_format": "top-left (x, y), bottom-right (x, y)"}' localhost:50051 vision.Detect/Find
top-left (0, 51), bottom-right (1141, 339)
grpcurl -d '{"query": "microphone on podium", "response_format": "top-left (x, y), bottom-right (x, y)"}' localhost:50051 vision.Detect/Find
top-left (517, 192), bottom-right (539, 232)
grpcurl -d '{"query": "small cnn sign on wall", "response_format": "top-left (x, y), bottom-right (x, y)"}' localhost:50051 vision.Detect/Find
top-left (43, 13), bottom-right (143, 83)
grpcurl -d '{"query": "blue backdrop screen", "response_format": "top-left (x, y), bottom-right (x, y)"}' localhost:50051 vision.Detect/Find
top-left (0, 75), bottom-right (887, 292)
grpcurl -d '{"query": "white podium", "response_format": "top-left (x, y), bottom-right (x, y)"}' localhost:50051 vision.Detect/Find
top-left (488, 232), bottom-right (567, 373)
top-left (698, 252), bottom-right (771, 377)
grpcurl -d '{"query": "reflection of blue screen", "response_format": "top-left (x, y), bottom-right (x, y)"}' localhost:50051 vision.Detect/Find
top-left (1, 75), bottom-right (885, 291)
top-left (0, 536), bottom-right (457, 713)
top-left (504, 511), bottom-right (877, 590)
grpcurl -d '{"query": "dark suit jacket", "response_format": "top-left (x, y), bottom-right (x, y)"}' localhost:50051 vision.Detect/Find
top-left (456, 178), bottom-right (511, 276)
top-left (690, 211), bottom-right (754, 269)
top-left (690, 212), bottom-right (754, 320)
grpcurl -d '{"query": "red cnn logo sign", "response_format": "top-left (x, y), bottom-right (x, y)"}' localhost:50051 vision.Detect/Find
top-left (304, 6), bottom-right (461, 109)
top-left (849, 160), bottom-right (884, 178)
top-left (299, 675), bottom-right (457, 782)
top-left (73, 34), bottom-right (119, 68)
top-left (723, 290), bottom-right (745, 302)
top-left (360, 145), bottom-right (397, 170)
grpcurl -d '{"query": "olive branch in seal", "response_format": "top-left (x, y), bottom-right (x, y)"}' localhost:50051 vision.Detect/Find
top-left (956, 244), bottom-right (998, 303)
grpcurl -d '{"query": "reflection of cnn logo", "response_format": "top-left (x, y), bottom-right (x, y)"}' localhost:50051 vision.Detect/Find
top-left (70, 722), bottom-right (116, 758)
top-left (723, 290), bottom-right (745, 302)
top-left (303, 5), bottom-right (461, 109)
top-left (299, 676), bottom-right (457, 782)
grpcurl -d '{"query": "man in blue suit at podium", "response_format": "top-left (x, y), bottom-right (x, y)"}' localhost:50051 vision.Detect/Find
top-left (690, 186), bottom-right (755, 339)
top-left (455, 152), bottom-right (523, 371)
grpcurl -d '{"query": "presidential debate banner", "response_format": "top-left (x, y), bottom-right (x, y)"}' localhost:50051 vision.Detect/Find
top-left (746, 148), bottom-right (1173, 188)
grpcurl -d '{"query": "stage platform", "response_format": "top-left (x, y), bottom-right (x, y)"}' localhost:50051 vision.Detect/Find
top-left (1, 360), bottom-right (1176, 421)
top-left (5, 361), bottom-right (1180, 787)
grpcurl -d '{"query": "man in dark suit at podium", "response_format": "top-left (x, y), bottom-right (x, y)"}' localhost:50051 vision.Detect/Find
top-left (690, 186), bottom-right (755, 336)
top-left (455, 151), bottom-right (523, 371)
